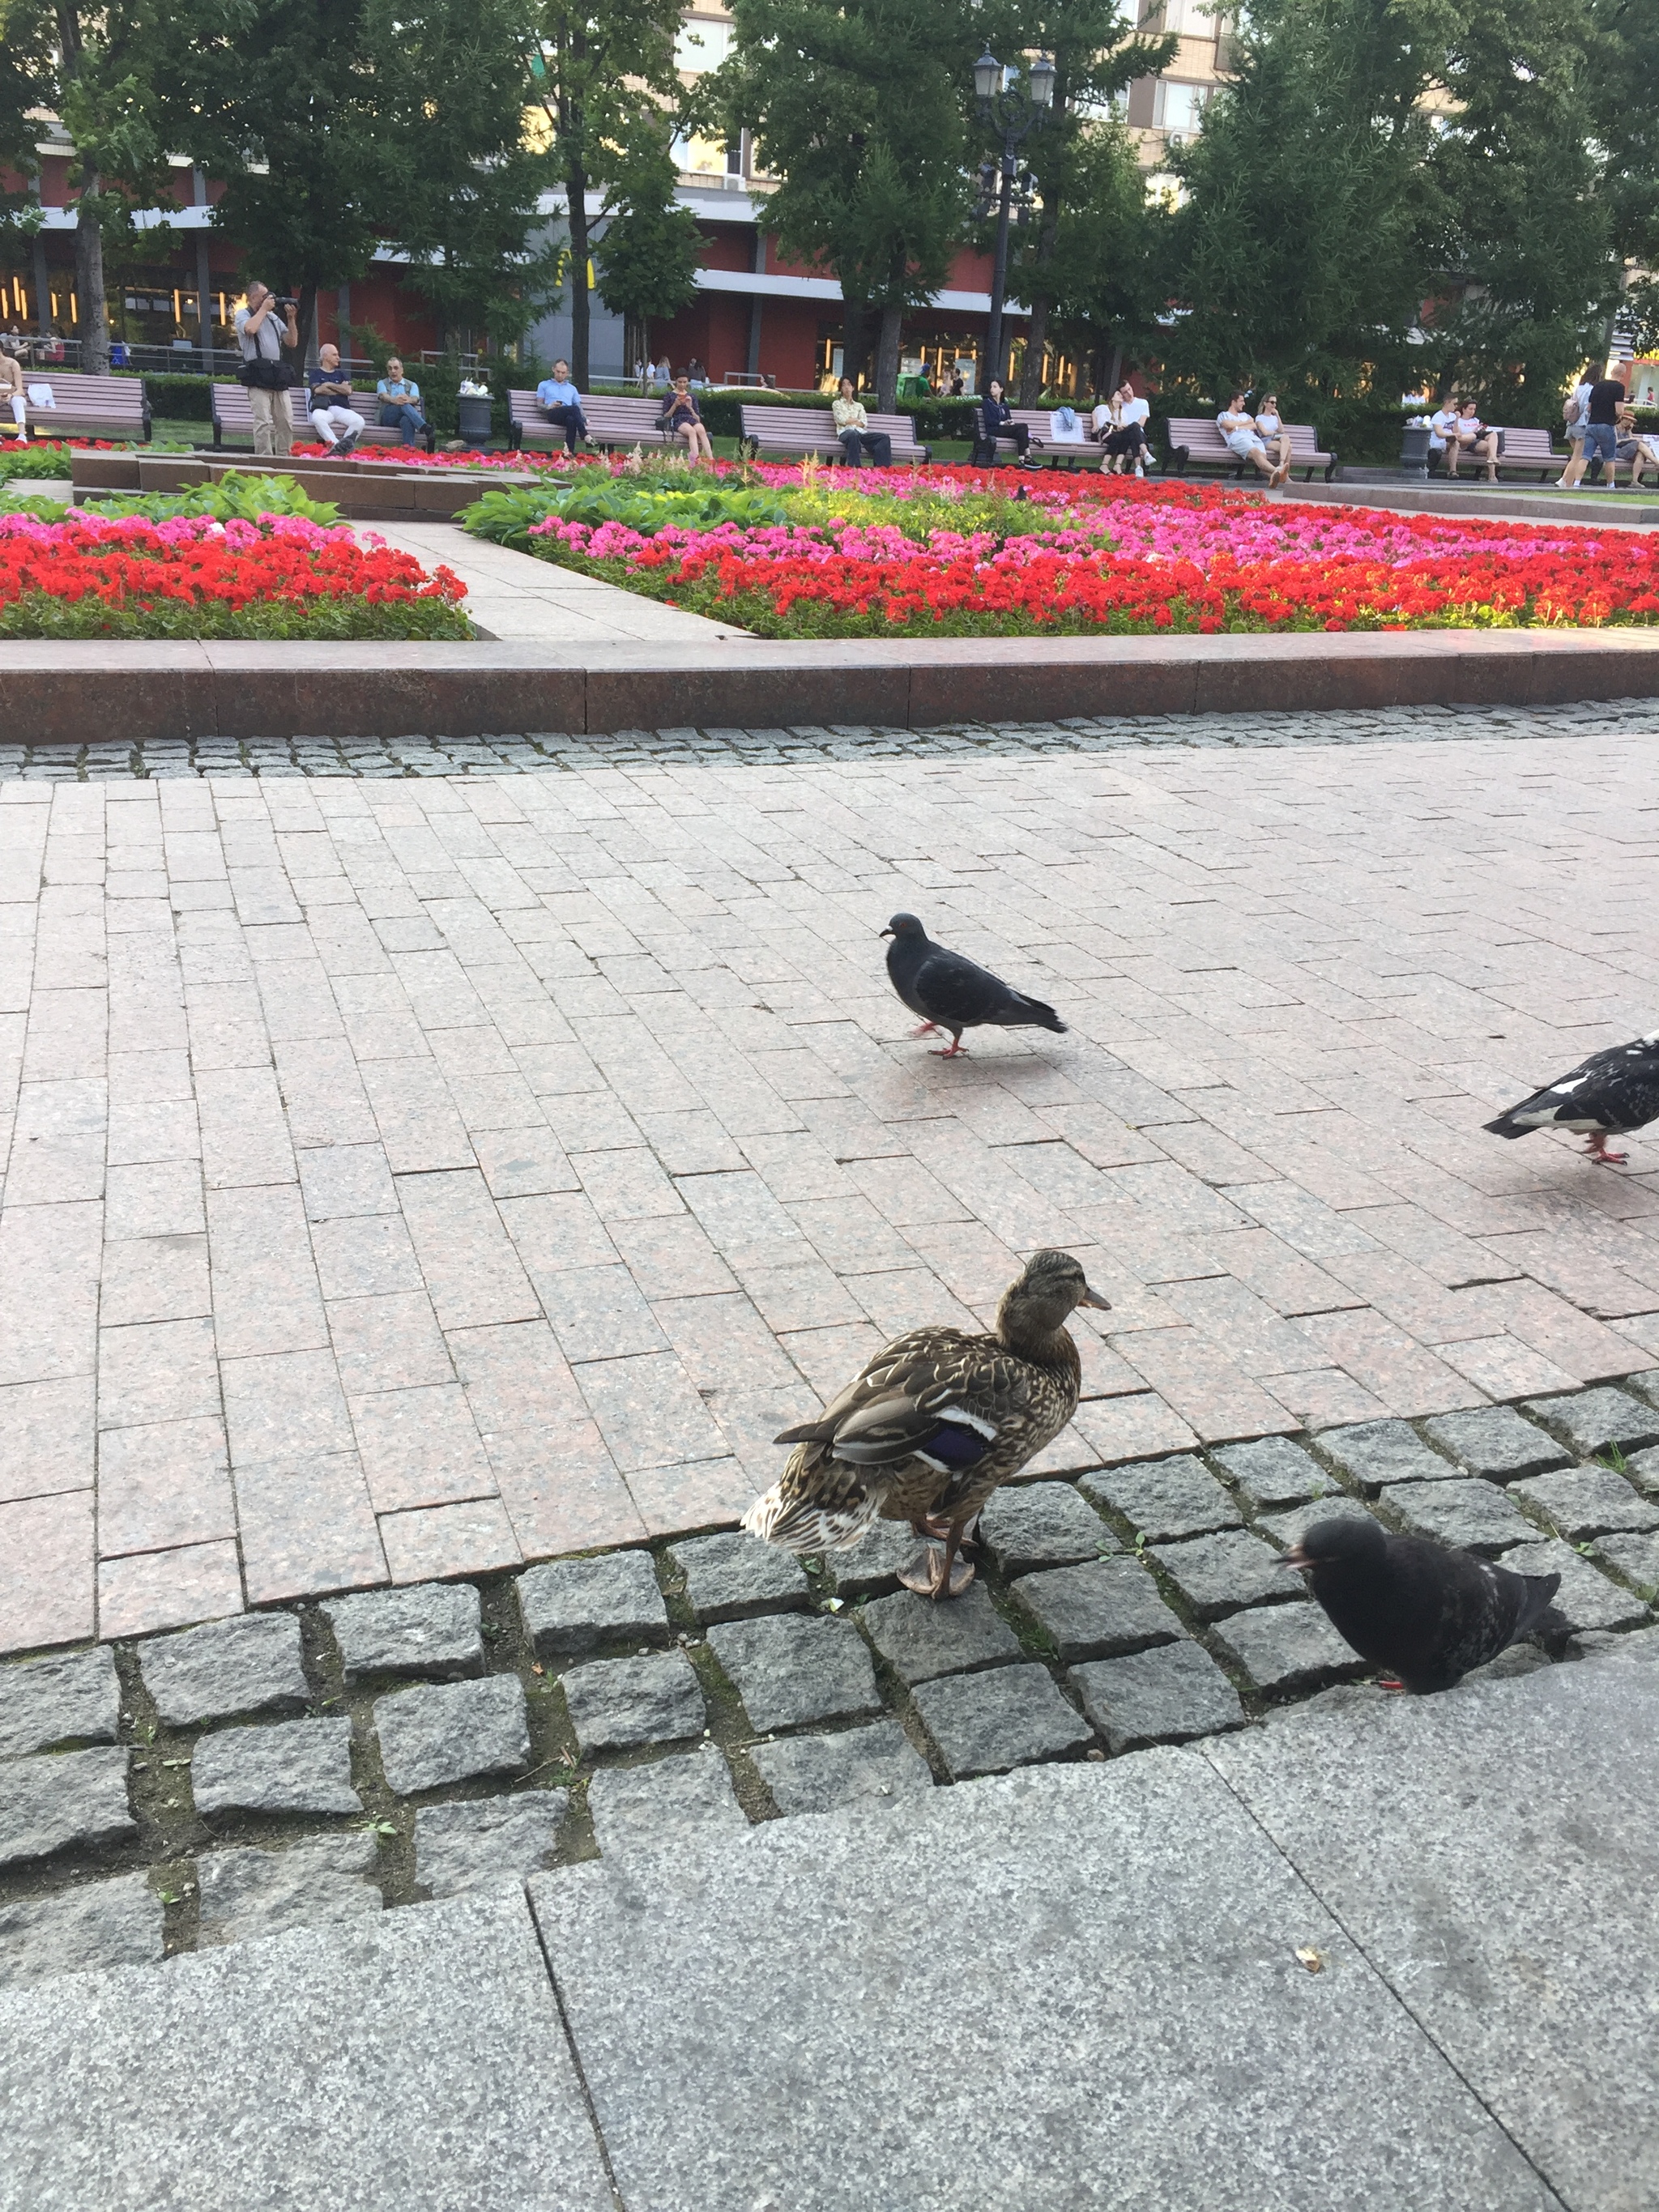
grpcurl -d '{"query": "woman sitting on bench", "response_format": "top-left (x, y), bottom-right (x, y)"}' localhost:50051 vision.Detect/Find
top-left (973, 381), bottom-right (1031, 467)
top-left (663, 377), bottom-right (714, 464)
top-left (832, 378), bottom-right (892, 467)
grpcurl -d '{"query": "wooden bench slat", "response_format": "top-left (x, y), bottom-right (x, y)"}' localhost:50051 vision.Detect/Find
top-left (212, 379), bottom-right (434, 454)
top-left (1165, 415), bottom-right (1335, 482)
top-left (9, 369), bottom-right (149, 442)
top-left (740, 405), bottom-right (930, 462)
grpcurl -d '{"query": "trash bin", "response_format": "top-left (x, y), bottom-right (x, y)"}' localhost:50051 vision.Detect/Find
top-left (456, 394), bottom-right (493, 446)
top-left (1400, 424), bottom-right (1431, 479)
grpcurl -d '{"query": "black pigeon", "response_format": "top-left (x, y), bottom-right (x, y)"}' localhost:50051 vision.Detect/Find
top-left (1484, 1029), bottom-right (1659, 1165)
top-left (1285, 1515), bottom-right (1560, 1694)
top-left (881, 912), bottom-right (1067, 1059)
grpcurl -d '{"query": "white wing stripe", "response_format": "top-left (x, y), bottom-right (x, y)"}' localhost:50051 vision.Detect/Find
top-left (936, 1404), bottom-right (998, 1439)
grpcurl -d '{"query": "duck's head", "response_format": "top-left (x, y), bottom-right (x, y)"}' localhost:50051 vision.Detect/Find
top-left (998, 1249), bottom-right (1111, 1340)
top-left (881, 913), bottom-right (927, 940)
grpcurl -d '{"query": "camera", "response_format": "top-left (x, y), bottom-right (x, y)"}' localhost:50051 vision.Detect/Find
top-left (270, 295), bottom-right (298, 310)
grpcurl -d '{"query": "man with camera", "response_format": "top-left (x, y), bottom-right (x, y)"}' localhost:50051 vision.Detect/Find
top-left (233, 283), bottom-right (300, 457)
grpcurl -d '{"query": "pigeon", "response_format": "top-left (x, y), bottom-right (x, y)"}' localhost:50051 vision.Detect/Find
top-left (1484, 1029), bottom-right (1659, 1165)
top-left (1283, 1515), bottom-right (1560, 1693)
top-left (881, 912), bottom-right (1067, 1059)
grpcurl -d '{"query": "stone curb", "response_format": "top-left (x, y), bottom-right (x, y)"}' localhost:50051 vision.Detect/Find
top-left (3, 627), bottom-right (1659, 746)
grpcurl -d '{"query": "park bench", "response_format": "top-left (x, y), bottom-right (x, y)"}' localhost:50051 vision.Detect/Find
top-left (1424, 425), bottom-right (1563, 484)
top-left (740, 403), bottom-right (930, 464)
top-left (211, 380), bottom-right (435, 453)
top-left (7, 369), bottom-right (150, 443)
top-left (1012, 408), bottom-right (1096, 467)
top-left (509, 390), bottom-right (672, 453)
top-left (1164, 415), bottom-right (1337, 481)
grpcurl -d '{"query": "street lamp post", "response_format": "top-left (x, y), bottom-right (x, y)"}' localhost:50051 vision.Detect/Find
top-left (973, 49), bottom-right (1055, 396)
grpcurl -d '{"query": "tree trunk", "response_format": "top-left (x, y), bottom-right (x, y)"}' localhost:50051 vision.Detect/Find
top-left (1106, 342), bottom-right (1122, 397)
top-left (1019, 204), bottom-right (1059, 403)
top-left (296, 280), bottom-right (319, 371)
top-left (73, 164), bottom-right (109, 375)
top-left (875, 299), bottom-right (902, 413)
top-left (841, 296), bottom-right (868, 389)
top-left (566, 162), bottom-right (591, 386)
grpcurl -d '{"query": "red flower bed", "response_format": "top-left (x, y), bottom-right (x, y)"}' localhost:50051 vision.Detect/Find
top-left (0, 511), bottom-right (470, 640)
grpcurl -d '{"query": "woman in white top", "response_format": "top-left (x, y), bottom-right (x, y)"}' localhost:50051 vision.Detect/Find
top-left (1449, 399), bottom-right (1499, 481)
top-left (1253, 393), bottom-right (1292, 476)
top-left (1218, 393), bottom-right (1286, 484)
top-left (1556, 377), bottom-right (1594, 488)
top-left (1100, 383), bottom-right (1151, 475)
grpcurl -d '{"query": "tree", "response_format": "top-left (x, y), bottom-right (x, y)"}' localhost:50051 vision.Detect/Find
top-left (522, 0), bottom-right (688, 386)
top-left (1418, 0), bottom-right (1621, 415)
top-left (978, 0), bottom-right (1173, 401)
top-left (708, 0), bottom-right (970, 409)
top-left (591, 135), bottom-right (703, 340)
top-left (1163, 0), bottom-right (1434, 406)
top-left (154, 0), bottom-right (388, 360)
top-left (0, 0), bottom-right (177, 372)
top-left (371, 0), bottom-right (557, 351)
top-left (1023, 117), bottom-right (1168, 396)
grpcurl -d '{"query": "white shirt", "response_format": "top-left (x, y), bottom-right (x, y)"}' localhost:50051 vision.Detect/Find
top-left (1090, 403), bottom-right (1114, 433)
top-left (1255, 411), bottom-right (1283, 438)
top-left (1120, 396), bottom-right (1149, 429)
top-left (1428, 407), bottom-right (1461, 450)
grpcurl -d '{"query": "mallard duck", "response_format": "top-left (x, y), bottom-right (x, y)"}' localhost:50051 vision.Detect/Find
top-left (743, 1250), bottom-right (1110, 1598)
top-left (882, 912), bottom-right (1068, 1059)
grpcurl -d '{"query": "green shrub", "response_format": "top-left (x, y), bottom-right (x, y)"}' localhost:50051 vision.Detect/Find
top-left (0, 591), bottom-right (471, 641)
top-left (139, 373), bottom-right (213, 422)
top-left (460, 462), bottom-right (791, 548)
top-left (85, 469), bottom-right (344, 526)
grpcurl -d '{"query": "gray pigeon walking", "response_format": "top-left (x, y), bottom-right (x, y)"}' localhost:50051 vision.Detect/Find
top-left (1485, 1029), bottom-right (1659, 1164)
top-left (881, 913), bottom-right (1067, 1059)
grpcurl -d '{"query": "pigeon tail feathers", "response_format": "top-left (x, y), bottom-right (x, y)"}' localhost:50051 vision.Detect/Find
top-left (1482, 1113), bottom-right (1527, 1138)
top-left (1510, 1568), bottom-right (1561, 1640)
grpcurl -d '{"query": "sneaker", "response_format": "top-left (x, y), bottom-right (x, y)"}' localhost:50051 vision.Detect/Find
top-left (336, 434), bottom-right (358, 457)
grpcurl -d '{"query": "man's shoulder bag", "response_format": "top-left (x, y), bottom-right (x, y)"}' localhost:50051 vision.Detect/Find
top-left (239, 353), bottom-right (298, 390)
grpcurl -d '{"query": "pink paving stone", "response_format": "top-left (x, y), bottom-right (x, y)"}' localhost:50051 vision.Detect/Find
top-left (348, 1382), bottom-right (499, 1514)
top-left (1069, 1394), bottom-right (1199, 1468)
top-left (624, 1456), bottom-right (757, 1539)
top-left (233, 1451), bottom-right (388, 1605)
top-left (1491, 1281), bottom-right (1651, 1384)
top-left (96, 1416), bottom-right (236, 1558)
top-left (1111, 1328), bottom-right (1299, 1443)
top-left (377, 1497), bottom-right (523, 1584)
top-left (0, 1375), bottom-right (95, 1503)
top-left (0, 1490), bottom-right (95, 1654)
top-left (1297, 1308), bottom-right (1486, 1417)
top-left (98, 1538), bottom-right (245, 1641)
top-left (1254, 1367), bottom-right (1392, 1429)
top-left (1428, 1334), bottom-right (1579, 1403)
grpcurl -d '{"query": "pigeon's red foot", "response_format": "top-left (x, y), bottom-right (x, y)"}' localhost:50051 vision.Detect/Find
top-left (931, 1039), bottom-right (968, 1059)
top-left (1376, 1673), bottom-right (1406, 1694)
top-left (910, 1021), bottom-right (940, 1038)
top-left (1585, 1135), bottom-right (1629, 1166)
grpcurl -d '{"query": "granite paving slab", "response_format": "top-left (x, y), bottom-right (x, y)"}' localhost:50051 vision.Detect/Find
top-left (137, 1615), bottom-right (309, 1730)
top-left (0, 1873), bottom-right (163, 1991)
top-left (1381, 1478), bottom-right (1533, 1555)
top-left (1317, 1421), bottom-right (1457, 1492)
top-left (1495, 1540), bottom-right (1652, 1635)
top-left (0, 1748), bottom-right (134, 1869)
top-left (194, 1835), bottom-right (384, 1946)
top-left (706, 1613), bottom-right (881, 1733)
top-left (0, 1649), bottom-right (120, 1759)
top-left (1081, 1455), bottom-right (1242, 1541)
top-left (1012, 1556), bottom-right (1187, 1660)
top-left (0, 1889), bottom-right (614, 2210)
top-left (1069, 1642), bottom-right (1245, 1751)
top-left (373, 1677), bottom-right (530, 1794)
top-left (1210, 1604), bottom-right (1369, 1694)
top-left (748, 1720), bottom-right (934, 1815)
top-left (1593, 1531), bottom-right (1659, 1597)
top-left (517, 1550), bottom-right (669, 1660)
top-left (1205, 1646), bottom-right (1659, 2212)
top-left (191, 1715), bottom-right (360, 1820)
top-left (561, 1650), bottom-right (706, 1754)
top-left (977, 1481), bottom-right (1117, 1575)
top-left (321, 1583), bottom-right (484, 1682)
top-left (1211, 1437), bottom-right (1336, 1511)
top-left (910, 1664), bottom-right (1094, 1779)
top-left (1256, 1494), bottom-right (1378, 1551)
top-left (826, 1520), bottom-right (919, 1600)
top-left (667, 1531), bottom-right (809, 1622)
top-left (1422, 1408), bottom-right (1572, 1483)
top-left (413, 1793), bottom-right (569, 1898)
top-left (1145, 1530), bottom-right (1296, 1618)
top-left (529, 1748), bottom-right (1559, 2212)
top-left (586, 1749), bottom-right (744, 1856)
top-left (1510, 1465), bottom-right (1659, 1539)
top-left (859, 1585), bottom-right (1021, 1686)
top-left (1623, 1445), bottom-right (1659, 1496)
top-left (1522, 1387), bottom-right (1659, 1458)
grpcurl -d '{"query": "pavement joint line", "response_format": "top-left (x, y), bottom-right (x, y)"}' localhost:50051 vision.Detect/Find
top-left (2, 1375), bottom-right (1653, 1984)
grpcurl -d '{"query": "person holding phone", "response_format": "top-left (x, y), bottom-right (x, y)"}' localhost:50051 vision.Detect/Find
top-left (663, 375), bottom-right (714, 462)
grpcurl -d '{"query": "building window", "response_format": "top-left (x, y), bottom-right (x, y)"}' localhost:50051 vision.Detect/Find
top-left (1139, 0), bottom-right (1226, 35)
top-left (1151, 79), bottom-right (1209, 131)
top-left (675, 17), bottom-right (734, 72)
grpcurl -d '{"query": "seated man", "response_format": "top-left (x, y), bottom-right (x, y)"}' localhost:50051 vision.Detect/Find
top-left (307, 346), bottom-right (365, 454)
top-left (1102, 382), bottom-right (1151, 475)
top-left (1218, 393), bottom-right (1282, 483)
top-left (0, 343), bottom-right (26, 442)
top-left (1618, 403), bottom-right (1659, 488)
top-left (831, 378), bottom-right (892, 467)
top-left (535, 360), bottom-right (590, 453)
top-left (375, 357), bottom-right (426, 445)
top-left (1427, 399), bottom-right (1462, 474)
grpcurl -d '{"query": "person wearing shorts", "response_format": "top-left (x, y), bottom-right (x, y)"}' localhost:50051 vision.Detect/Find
top-left (1218, 393), bottom-right (1284, 484)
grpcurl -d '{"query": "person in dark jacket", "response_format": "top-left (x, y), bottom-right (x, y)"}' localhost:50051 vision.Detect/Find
top-left (973, 381), bottom-right (1031, 467)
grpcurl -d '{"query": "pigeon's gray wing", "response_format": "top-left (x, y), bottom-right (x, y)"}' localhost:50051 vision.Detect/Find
top-left (1487, 1040), bottom-right (1659, 1136)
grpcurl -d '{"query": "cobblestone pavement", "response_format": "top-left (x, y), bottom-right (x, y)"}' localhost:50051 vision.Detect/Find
top-left (3, 696), bottom-right (1659, 778)
top-left (7, 705), bottom-right (1659, 1665)
top-left (2, 1393), bottom-right (1656, 1988)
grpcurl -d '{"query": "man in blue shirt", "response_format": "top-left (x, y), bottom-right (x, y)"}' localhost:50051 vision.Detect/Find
top-left (375, 356), bottom-right (426, 445)
top-left (535, 360), bottom-right (590, 453)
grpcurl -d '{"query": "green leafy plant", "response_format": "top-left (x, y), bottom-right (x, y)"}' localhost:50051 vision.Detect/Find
top-left (459, 471), bottom-right (791, 547)
top-left (92, 471), bottom-right (345, 526)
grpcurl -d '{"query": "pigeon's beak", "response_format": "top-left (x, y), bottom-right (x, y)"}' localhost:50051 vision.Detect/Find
top-left (879, 927), bottom-right (893, 937)
top-left (1078, 1284), bottom-right (1111, 1311)
top-left (1282, 1545), bottom-right (1311, 1571)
